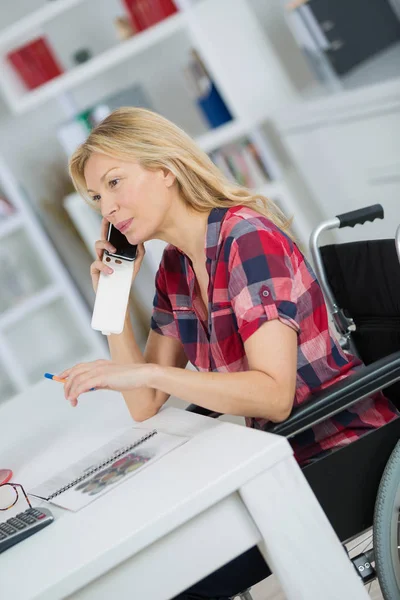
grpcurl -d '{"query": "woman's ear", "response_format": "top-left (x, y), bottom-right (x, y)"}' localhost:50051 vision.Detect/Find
top-left (162, 168), bottom-right (176, 188)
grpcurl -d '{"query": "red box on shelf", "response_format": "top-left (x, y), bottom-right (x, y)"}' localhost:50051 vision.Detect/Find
top-left (123, 0), bottom-right (177, 33)
top-left (7, 37), bottom-right (64, 91)
top-left (158, 0), bottom-right (178, 18)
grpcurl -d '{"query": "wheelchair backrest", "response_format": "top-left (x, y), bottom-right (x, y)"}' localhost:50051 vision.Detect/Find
top-left (320, 238), bottom-right (400, 408)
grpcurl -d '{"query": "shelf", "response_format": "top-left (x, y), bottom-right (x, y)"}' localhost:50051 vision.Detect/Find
top-left (0, 212), bottom-right (23, 239)
top-left (196, 119), bottom-right (254, 154)
top-left (8, 12), bottom-right (186, 115)
top-left (0, 0), bottom-right (88, 47)
top-left (63, 192), bottom-right (102, 260)
top-left (0, 284), bottom-right (61, 331)
top-left (0, 227), bottom-right (53, 315)
top-left (195, 115), bottom-right (279, 158)
top-left (3, 296), bottom-right (92, 386)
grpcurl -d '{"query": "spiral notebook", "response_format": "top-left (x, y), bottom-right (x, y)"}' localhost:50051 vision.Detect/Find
top-left (29, 427), bottom-right (188, 511)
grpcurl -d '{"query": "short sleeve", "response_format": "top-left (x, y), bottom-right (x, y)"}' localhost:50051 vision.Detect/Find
top-left (150, 254), bottom-right (179, 339)
top-left (227, 225), bottom-right (300, 343)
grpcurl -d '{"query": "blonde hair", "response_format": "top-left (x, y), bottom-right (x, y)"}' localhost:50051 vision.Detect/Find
top-left (69, 107), bottom-right (293, 237)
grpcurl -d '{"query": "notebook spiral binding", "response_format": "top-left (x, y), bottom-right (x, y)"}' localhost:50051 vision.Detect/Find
top-left (48, 429), bottom-right (158, 499)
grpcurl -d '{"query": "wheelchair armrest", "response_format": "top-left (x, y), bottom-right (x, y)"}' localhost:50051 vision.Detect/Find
top-left (185, 404), bottom-right (221, 419)
top-left (265, 351), bottom-right (400, 438)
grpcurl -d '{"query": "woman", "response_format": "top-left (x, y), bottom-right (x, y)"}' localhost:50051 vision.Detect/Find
top-left (61, 107), bottom-right (397, 599)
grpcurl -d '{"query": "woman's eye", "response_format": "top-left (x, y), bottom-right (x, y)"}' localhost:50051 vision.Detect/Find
top-left (109, 178), bottom-right (120, 188)
top-left (92, 195), bottom-right (101, 202)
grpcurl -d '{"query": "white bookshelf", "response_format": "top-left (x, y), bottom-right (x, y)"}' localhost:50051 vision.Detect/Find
top-left (196, 119), bottom-right (256, 154)
top-left (0, 0), bottom-right (316, 405)
top-left (0, 0), bottom-right (297, 118)
top-left (0, 0), bottom-right (88, 47)
top-left (195, 117), bottom-right (312, 247)
top-left (0, 155), bottom-right (108, 405)
top-left (0, 10), bottom-right (186, 115)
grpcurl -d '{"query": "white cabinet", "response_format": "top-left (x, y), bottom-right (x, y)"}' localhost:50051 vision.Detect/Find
top-left (276, 78), bottom-right (400, 243)
top-left (0, 156), bottom-right (108, 405)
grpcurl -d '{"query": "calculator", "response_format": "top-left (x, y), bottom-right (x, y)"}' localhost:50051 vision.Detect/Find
top-left (0, 507), bottom-right (54, 553)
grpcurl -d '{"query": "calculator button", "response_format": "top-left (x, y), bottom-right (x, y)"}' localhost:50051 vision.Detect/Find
top-left (0, 524), bottom-right (16, 534)
top-left (18, 515), bottom-right (35, 525)
top-left (18, 514), bottom-right (35, 523)
top-left (7, 518), bottom-right (26, 530)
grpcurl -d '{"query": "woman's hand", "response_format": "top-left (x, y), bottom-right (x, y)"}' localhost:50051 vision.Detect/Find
top-left (91, 217), bottom-right (145, 292)
top-left (58, 360), bottom-right (157, 406)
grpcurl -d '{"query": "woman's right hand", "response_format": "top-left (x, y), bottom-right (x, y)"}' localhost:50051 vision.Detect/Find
top-left (90, 218), bottom-right (146, 293)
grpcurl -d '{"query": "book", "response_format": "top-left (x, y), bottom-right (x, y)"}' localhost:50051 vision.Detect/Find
top-left (184, 49), bottom-right (233, 129)
top-left (7, 37), bottom-right (63, 91)
top-left (158, 0), bottom-right (178, 18)
top-left (210, 150), bottom-right (234, 182)
top-left (29, 427), bottom-right (187, 511)
top-left (239, 143), bottom-right (268, 188)
top-left (210, 136), bottom-right (272, 188)
top-left (122, 0), bottom-right (142, 31)
top-left (123, 0), bottom-right (177, 32)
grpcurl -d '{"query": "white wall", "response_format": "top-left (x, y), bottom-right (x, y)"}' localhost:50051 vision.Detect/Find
top-left (248, 0), bottom-right (315, 93)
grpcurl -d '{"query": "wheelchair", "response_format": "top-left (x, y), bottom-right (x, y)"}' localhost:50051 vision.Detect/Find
top-left (186, 204), bottom-right (400, 599)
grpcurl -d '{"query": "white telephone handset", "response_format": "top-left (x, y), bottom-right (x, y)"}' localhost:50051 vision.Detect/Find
top-left (91, 223), bottom-right (137, 336)
top-left (91, 256), bottom-right (134, 335)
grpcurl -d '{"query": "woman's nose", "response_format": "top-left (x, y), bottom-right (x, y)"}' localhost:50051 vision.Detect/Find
top-left (101, 202), bottom-right (118, 220)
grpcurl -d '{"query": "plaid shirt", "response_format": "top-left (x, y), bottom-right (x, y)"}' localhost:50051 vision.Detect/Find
top-left (151, 206), bottom-right (397, 464)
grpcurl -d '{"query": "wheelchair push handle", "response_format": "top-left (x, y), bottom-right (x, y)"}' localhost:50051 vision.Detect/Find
top-left (336, 204), bottom-right (384, 229)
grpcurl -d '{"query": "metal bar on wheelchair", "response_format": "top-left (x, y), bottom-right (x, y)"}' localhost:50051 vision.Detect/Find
top-left (396, 224), bottom-right (400, 265)
top-left (309, 218), bottom-right (356, 351)
top-left (309, 204), bottom-right (384, 353)
top-left (309, 218), bottom-right (341, 318)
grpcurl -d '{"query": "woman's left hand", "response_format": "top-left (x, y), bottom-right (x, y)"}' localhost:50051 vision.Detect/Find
top-left (58, 360), bottom-right (155, 407)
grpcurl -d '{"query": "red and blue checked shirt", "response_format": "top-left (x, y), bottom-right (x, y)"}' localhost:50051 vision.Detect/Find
top-left (151, 206), bottom-right (397, 464)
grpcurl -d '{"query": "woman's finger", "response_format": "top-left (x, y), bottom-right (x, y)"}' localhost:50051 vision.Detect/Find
top-left (59, 362), bottom-right (87, 381)
top-left (58, 367), bottom-right (71, 379)
top-left (94, 240), bottom-right (116, 261)
top-left (64, 363), bottom-right (94, 398)
top-left (65, 360), bottom-right (109, 401)
top-left (67, 370), bottom-right (104, 403)
top-left (133, 243), bottom-right (145, 277)
top-left (71, 377), bottom-right (103, 402)
top-left (136, 243), bottom-right (145, 260)
top-left (101, 217), bottom-right (109, 240)
top-left (90, 259), bottom-right (114, 276)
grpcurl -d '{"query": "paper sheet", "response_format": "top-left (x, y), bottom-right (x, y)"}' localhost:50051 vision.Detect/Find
top-left (29, 428), bottom-right (187, 511)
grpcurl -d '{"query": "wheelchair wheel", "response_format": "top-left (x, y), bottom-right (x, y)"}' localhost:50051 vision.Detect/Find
top-left (373, 440), bottom-right (400, 599)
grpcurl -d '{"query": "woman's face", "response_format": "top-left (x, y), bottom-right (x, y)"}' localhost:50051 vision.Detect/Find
top-left (84, 152), bottom-right (176, 245)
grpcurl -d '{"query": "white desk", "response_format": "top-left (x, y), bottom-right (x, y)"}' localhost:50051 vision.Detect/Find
top-left (0, 380), bottom-right (368, 600)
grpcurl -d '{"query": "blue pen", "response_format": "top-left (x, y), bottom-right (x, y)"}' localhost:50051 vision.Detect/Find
top-left (44, 373), bottom-right (96, 391)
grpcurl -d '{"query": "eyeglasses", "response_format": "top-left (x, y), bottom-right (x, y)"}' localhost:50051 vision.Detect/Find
top-left (0, 483), bottom-right (32, 512)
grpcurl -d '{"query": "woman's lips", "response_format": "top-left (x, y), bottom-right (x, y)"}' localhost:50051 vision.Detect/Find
top-left (115, 218), bottom-right (133, 234)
